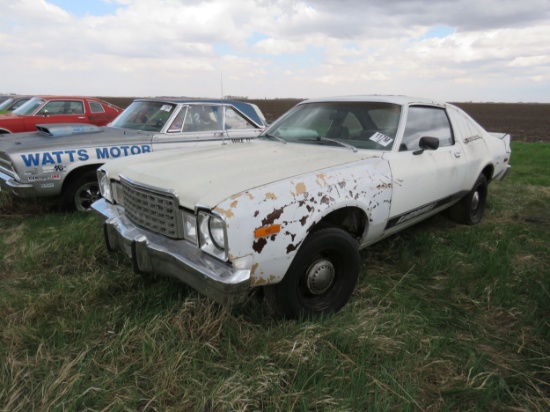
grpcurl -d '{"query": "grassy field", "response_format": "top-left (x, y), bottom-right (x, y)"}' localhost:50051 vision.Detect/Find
top-left (1, 142), bottom-right (549, 411)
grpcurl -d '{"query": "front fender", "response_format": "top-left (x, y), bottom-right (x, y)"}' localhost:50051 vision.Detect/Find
top-left (215, 157), bottom-right (393, 286)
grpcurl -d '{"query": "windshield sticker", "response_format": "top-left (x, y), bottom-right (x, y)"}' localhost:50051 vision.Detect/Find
top-left (226, 109), bottom-right (236, 118)
top-left (160, 105), bottom-right (172, 112)
top-left (369, 132), bottom-right (393, 147)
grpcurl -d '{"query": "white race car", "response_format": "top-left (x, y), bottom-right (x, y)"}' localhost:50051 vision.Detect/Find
top-left (93, 95), bottom-right (511, 318)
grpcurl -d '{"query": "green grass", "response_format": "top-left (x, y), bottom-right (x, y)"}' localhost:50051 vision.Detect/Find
top-left (1, 141), bottom-right (549, 411)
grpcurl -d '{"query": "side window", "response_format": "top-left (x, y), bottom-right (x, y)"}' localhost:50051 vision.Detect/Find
top-left (183, 106), bottom-right (222, 132)
top-left (168, 107), bottom-right (187, 133)
top-left (224, 107), bottom-right (256, 129)
top-left (401, 106), bottom-right (454, 151)
top-left (37, 100), bottom-right (84, 115)
top-left (89, 102), bottom-right (105, 113)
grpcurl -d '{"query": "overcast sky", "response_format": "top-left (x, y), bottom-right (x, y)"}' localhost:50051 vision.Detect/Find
top-left (1, 0), bottom-right (550, 102)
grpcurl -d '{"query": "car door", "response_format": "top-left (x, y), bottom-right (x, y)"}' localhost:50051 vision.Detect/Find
top-left (382, 105), bottom-right (469, 234)
top-left (152, 104), bottom-right (227, 151)
top-left (32, 99), bottom-right (88, 125)
top-left (86, 100), bottom-right (112, 126)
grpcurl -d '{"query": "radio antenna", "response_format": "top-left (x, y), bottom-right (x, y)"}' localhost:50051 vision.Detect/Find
top-left (220, 74), bottom-right (224, 99)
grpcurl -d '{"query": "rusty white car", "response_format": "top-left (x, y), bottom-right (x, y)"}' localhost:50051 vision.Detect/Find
top-left (0, 98), bottom-right (267, 211)
top-left (92, 95), bottom-right (511, 318)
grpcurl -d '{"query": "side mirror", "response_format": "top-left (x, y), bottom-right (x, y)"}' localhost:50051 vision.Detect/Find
top-left (413, 136), bottom-right (439, 155)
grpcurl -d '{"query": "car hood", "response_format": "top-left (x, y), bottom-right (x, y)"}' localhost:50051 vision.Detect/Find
top-left (0, 127), bottom-right (154, 155)
top-left (113, 140), bottom-right (381, 210)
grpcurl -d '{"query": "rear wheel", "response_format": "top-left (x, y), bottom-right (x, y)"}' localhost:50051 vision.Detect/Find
top-left (449, 174), bottom-right (488, 225)
top-left (264, 227), bottom-right (360, 319)
top-left (59, 170), bottom-right (101, 212)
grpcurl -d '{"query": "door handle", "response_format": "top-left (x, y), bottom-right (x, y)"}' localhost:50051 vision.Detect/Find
top-left (454, 151), bottom-right (462, 158)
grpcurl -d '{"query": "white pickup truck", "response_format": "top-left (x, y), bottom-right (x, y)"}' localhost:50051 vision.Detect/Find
top-left (92, 95), bottom-right (511, 318)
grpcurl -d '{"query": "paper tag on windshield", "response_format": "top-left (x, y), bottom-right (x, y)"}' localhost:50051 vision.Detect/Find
top-left (369, 132), bottom-right (393, 147)
top-left (160, 105), bottom-right (172, 112)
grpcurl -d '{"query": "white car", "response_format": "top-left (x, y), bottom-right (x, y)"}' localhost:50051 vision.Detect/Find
top-left (92, 95), bottom-right (511, 318)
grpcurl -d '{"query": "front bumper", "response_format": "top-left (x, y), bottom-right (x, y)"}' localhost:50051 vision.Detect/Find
top-left (92, 199), bottom-right (251, 305)
top-left (0, 170), bottom-right (36, 197)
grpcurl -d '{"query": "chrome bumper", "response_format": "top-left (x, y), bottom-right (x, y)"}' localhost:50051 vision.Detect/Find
top-left (92, 199), bottom-right (251, 305)
top-left (0, 170), bottom-right (35, 197)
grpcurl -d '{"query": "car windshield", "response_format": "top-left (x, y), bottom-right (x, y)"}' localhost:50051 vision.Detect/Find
top-left (110, 101), bottom-right (177, 132)
top-left (0, 98), bottom-right (15, 110)
top-left (260, 101), bottom-right (402, 151)
top-left (13, 97), bottom-right (46, 115)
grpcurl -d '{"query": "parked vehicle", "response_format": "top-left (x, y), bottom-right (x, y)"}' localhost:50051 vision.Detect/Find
top-left (0, 98), bottom-right (267, 211)
top-left (92, 95), bottom-right (511, 318)
top-left (0, 96), bottom-right (123, 134)
top-left (0, 95), bottom-right (32, 114)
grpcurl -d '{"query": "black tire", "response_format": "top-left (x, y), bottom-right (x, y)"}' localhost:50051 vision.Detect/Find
top-left (449, 174), bottom-right (488, 225)
top-left (264, 227), bottom-right (360, 319)
top-left (59, 170), bottom-right (101, 212)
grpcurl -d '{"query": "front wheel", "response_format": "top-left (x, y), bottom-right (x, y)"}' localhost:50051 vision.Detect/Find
top-left (449, 174), bottom-right (488, 225)
top-left (264, 227), bottom-right (360, 319)
top-left (59, 170), bottom-right (102, 212)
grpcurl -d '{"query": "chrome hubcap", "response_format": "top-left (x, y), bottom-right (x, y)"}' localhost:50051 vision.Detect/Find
top-left (471, 191), bottom-right (480, 212)
top-left (306, 259), bottom-right (335, 295)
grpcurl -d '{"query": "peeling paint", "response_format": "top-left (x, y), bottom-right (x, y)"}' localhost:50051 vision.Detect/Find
top-left (286, 241), bottom-right (302, 254)
top-left (299, 215), bottom-right (308, 226)
top-left (231, 200), bottom-right (238, 208)
top-left (215, 206), bottom-right (234, 218)
top-left (261, 207), bottom-right (284, 226)
top-left (253, 237), bottom-right (267, 253)
top-left (295, 182), bottom-right (307, 196)
top-left (316, 173), bottom-right (328, 187)
top-left (265, 192), bottom-right (277, 200)
top-left (251, 262), bottom-right (259, 276)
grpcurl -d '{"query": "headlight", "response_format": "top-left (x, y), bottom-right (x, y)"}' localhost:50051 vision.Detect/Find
top-left (198, 212), bottom-right (227, 261)
top-left (97, 169), bottom-right (112, 202)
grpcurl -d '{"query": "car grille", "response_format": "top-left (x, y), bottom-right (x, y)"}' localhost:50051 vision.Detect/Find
top-left (121, 177), bottom-right (182, 239)
top-left (0, 156), bottom-right (16, 178)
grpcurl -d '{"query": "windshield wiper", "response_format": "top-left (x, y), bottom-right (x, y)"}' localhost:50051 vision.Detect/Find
top-left (316, 136), bottom-right (357, 152)
top-left (261, 133), bottom-right (287, 144)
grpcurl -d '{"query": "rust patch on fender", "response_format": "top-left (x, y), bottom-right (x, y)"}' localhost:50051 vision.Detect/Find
top-left (261, 207), bottom-right (284, 226)
top-left (286, 241), bottom-right (302, 254)
top-left (253, 238), bottom-right (267, 253)
top-left (230, 200), bottom-right (238, 208)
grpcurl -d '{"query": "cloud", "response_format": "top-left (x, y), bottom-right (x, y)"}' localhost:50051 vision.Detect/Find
top-left (1, 0), bottom-right (549, 101)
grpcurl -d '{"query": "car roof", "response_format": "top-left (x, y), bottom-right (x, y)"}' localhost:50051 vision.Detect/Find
top-left (301, 95), bottom-right (448, 107)
top-left (133, 97), bottom-right (266, 126)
